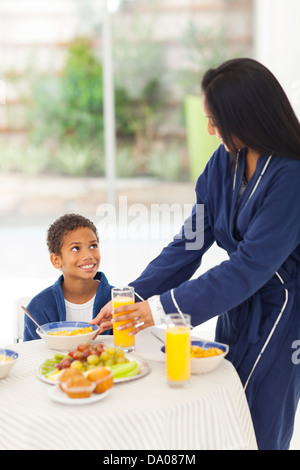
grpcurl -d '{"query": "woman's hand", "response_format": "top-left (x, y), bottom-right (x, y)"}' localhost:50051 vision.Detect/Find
top-left (112, 300), bottom-right (154, 336)
top-left (90, 299), bottom-right (154, 336)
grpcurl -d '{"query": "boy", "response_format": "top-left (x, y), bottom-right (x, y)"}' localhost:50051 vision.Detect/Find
top-left (23, 214), bottom-right (113, 341)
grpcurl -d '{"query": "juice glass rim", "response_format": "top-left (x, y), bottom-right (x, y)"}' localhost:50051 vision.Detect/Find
top-left (112, 286), bottom-right (134, 295)
top-left (165, 313), bottom-right (191, 328)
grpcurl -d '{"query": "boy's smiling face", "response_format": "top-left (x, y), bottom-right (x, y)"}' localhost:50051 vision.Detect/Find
top-left (50, 227), bottom-right (100, 280)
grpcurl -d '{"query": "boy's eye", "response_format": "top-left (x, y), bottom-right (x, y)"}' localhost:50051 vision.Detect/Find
top-left (71, 246), bottom-right (79, 252)
top-left (91, 243), bottom-right (98, 249)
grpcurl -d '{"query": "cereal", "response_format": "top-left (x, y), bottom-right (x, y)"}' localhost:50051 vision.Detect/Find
top-left (191, 345), bottom-right (223, 358)
top-left (48, 327), bottom-right (93, 337)
top-left (0, 354), bottom-right (13, 363)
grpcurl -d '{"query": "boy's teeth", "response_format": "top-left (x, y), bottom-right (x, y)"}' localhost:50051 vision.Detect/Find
top-left (81, 264), bottom-right (94, 268)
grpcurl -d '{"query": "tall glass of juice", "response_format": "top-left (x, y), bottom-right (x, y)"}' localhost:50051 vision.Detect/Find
top-left (165, 313), bottom-right (191, 387)
top-left (112, 286), bottom-right (135, 352)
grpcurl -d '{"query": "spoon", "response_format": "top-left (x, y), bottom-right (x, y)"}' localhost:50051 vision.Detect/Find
top-left (21, 306), bottom-right (48, 335)
top-left (150, 331), bottom-right (165, 345)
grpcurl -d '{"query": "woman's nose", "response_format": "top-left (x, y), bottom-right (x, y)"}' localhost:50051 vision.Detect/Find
top-left (207, 120), bottom-right (216, 136)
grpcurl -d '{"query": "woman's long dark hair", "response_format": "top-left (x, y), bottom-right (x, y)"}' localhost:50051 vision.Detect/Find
top-left (201, 58), bottom-right (300, 161)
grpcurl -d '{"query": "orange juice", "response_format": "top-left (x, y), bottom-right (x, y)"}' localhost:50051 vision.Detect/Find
top-left (166, 325), bottom-right (190, 385)
top-left (112, 296), bottom-right (135, 351)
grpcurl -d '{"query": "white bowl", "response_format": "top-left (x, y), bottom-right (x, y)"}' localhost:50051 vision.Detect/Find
top-left (36, 321), bottom-right (100, 351)
top-left (161, 340), bottom-right (229, 375)
top-left (0, 348), bottom-right (19, 379)
top-left (190, 340), bottom-right (229, 374)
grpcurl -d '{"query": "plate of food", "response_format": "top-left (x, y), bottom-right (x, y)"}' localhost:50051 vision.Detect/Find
top-left (48, 386), bottom-right (111, 406)
top-left (37, 342), bottom-right (150, 385)
top-left (47, 361), bottom-right (114, 405)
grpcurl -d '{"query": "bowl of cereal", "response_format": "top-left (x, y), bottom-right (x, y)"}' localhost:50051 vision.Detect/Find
top-left (0, 348), bottom-right (19, 379)
top-left (161, 340), bottom-right (229, 375)
top-left (36, 321), bottom-right (100, 351)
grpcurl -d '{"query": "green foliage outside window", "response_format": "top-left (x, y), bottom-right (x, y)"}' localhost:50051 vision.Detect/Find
top-left (25, 37), bottom-right (163, 177)
top-left (29, 38), bottom-right (144, 147)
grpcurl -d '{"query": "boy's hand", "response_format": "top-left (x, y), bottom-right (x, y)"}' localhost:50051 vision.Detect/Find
top-left (90, 300), bottom-right (113, 336)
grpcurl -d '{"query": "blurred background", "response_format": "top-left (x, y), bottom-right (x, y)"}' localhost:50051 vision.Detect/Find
top-left (1, 0), bottom-right (300, 337)
top-left (0, 0), bottom-right (255, 343)
top-left (1, 0), bottom-right (300, 334)
top-left (0, 0), bottom-right (300, 448)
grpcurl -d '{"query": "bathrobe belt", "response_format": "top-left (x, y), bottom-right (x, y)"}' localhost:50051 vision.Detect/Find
top-left (225, 274), bottom-right (300, 370)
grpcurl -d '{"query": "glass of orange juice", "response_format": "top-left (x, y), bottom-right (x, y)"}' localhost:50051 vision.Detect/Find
top-left (112, 287), bottom-right (135, 352)
top-left (165, 313), bottom-right (191, 387)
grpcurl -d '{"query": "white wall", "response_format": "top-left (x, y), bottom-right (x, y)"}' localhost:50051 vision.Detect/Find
top-left (254, 0), bottom-right (300, 118)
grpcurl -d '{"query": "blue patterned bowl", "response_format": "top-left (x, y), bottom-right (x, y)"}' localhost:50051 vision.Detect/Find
top-left (0, 348), bottom-right (19, 379)
top-left (36, 321), bottom-right (100, 351)
top-left (161, 340), bottom-right (229, 374)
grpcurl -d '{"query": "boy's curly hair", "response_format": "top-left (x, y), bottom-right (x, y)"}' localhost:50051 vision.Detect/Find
top-left (47, 213), bottom-right (99, 255)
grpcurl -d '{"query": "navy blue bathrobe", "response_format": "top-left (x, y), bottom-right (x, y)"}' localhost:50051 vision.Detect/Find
top-left (131, 145), bottom-right (300, 450)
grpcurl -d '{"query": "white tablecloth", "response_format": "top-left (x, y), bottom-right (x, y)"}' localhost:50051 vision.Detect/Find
top-left (0, 330), bottom-right (257, 450)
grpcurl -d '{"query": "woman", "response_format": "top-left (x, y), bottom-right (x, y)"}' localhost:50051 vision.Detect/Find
top-left (92, 58), bottom-right (300, 450)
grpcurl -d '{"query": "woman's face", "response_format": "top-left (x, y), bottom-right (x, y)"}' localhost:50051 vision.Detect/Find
top-left (201, 94), bottom-right (247, 153)
top-left (201, 94), bottom-right (230, 150)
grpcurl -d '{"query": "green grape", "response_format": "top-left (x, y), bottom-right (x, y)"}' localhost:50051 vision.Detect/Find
top-left (70, 360), bottom-right (83, 370)
top-left (106, 347), bottom-right (116, 356)
top-left (100, 351), bottom-right (109, 361)
top-left (115, 348), bottom-right (124, 357)
top-left (87, 354), bottom-right (100, 365)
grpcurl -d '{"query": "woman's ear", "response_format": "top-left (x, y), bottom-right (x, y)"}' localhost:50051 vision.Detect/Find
top-left (50, 253), bottom-right (62, 270)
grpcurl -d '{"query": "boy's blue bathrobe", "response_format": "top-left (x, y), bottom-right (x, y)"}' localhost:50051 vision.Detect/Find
top-left (24, 272), bottom-right (113, 342)
top-left (130, 145), bottom-right (300, 450)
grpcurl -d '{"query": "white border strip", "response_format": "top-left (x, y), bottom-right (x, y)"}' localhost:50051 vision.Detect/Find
top-left (244, 271), bottom-right (288, 391)
top-left (246, 154), bottom-right (273, 203)
top-left (170, 288), bottom-right (183, 314)
top-left (134, 291), bottom-right (144, 302)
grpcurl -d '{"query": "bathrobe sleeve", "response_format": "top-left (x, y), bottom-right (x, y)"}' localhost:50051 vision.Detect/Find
top-left (131, 157), bottom-right (300, 325)
top-left (130, 159), bottom-right (216, 300)
top-left (159, 159), bottom-right (300, 323)
top-left (23, 277), bottom-right (65, 341)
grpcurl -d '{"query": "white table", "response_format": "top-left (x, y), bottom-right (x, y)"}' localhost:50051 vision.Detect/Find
top-left (0, 330), bottom-right (257, 450)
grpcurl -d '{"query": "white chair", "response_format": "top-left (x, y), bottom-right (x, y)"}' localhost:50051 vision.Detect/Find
top-left (13, 297), bottom-right (31, 343)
